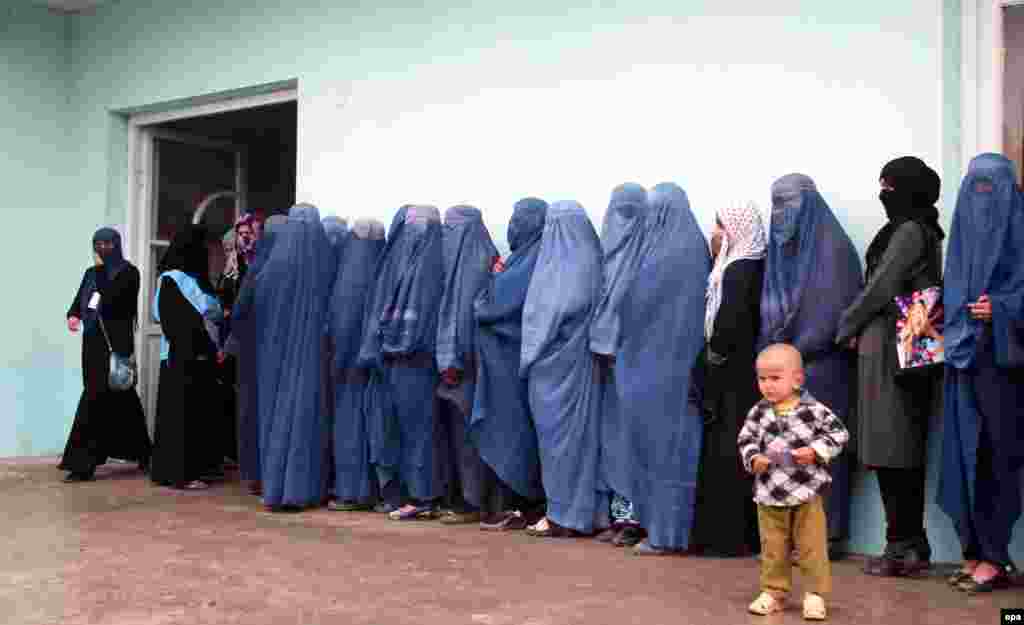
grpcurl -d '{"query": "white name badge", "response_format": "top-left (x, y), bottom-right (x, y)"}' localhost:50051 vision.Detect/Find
top-left (87, 293), bottom-right (101, 310)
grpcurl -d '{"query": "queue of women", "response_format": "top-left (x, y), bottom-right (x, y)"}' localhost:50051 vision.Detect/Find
top-left (63, 152), bottom-right (1023, 596)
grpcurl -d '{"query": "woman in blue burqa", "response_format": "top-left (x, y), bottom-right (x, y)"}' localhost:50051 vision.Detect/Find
top-left (939, 153), bottom-right (1024, 593)
top-left (326, 218), bottom-right (386, 511)
top-left (521, 200), bottom-right (604, 538)
top-left (470, 198), bottom-right (548, 530)
top-left (320, 216), bottom-right (349, 495)
top-left (359, 205), bottom-right (445, 521)
top-left (590, 183), bottom-right (650, 547)
top-left (227, 215), bottom-right (283, 496)
top-left (616, 182), bottom-right (710, 555)
top-left (252, 204), bottom-right (333, 510)
top-left (760, 174), bottom-right (862, 559)
top-left (434, 205), bottom-right (499, 524)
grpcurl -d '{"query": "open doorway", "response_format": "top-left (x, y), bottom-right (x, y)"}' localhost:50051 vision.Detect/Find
top-left (131, 97), bottom-right (298, 432)
top-left (1005, 3), bottom-right (1024, 182)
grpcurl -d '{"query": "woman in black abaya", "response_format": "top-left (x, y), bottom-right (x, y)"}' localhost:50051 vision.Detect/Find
top-left (61, 228), bottom-right (151, 482)
top-left (150, 225), bottom-right (224, 490)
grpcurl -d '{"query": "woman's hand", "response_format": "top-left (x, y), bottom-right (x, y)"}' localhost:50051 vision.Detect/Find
top-left (968, 294), bottom-right (992, 323)
top-left (792, 447), bottom-right (817, 466)
top-left (68, 317), bottom-right (81, 333)
top-left (751, 455), bottom-right (772, 474)
top-left (441, 368), bottom-right (463, 387)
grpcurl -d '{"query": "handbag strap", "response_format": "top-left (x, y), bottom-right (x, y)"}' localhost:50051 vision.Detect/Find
top-left (96, 314), bottom-right (136, 358)
top-left (96, 314), bottom-right (114, 354)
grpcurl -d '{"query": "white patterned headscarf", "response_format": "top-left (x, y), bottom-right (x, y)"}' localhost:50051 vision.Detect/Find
top-left (705, 202), bottom-right (767, 340)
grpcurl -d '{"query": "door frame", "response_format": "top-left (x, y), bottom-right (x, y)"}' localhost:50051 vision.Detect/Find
top-left (125, 86), bottom-right (298, 430)
top-left (960, 0), bottom-right (1024, 165)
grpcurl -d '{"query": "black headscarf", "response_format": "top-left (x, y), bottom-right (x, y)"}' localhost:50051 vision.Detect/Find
top-left (159, 225), bottom-right (216, 294)
top-left (92, 227), bottom-right (128, 281)
top-left (865, 156), bottom-right (944, 279)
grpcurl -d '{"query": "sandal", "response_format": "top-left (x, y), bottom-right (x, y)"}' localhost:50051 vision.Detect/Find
top-left (327, 500), bottom-right (373, 512)
top-left (802, 593), bottom-right (827, 621)
top-left (614, 526), bottom-right (645, 547)
top-left (480, 511), bottom-right (528, 532)
top-left (182, 480), bottom-right (209, 491)
top-left (388, 504), bottom-right (434, 521)
top-left (373, 502), bottom-right (399, 514)
top-left (748, 592), bottom-right (785, 616)
top-left (439, 511), bottom-right (482, 525)
top-left (948, 561), bottom-right (978, 587)
top-left (525, 517), bottom-right (579, 538)
top-left (632, 539), bottom-right (676, 556)
top-left (595, 527), bottom-right (619, 543)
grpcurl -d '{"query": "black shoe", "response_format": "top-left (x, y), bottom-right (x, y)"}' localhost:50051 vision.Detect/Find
top-left (63, 472), bottom-right (95, 483)
top-left (865, 538), bottom-right (931, 577)
top-left (828, 541), bottom-right (848, 562)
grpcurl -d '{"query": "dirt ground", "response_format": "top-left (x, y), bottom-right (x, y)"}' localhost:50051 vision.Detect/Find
top-left (2, 457), bottom-right (1020, 625)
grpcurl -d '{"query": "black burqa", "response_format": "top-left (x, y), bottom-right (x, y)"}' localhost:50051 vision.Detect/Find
top-left (60, 228), bottom-right (151, 477)
top-left (150, 226), bottom-right (224, 487)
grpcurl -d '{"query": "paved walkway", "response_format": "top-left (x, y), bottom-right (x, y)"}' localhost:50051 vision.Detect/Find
top-left (2, 458), bottom-right (1020, 625)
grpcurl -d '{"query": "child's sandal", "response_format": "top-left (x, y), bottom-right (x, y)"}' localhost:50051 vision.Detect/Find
top-left (748, 592), bottom-right (784, 615)
top-left (802, 593), bottom-right (827, 621)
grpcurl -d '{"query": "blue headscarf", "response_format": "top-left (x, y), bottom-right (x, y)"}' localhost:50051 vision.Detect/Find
top-left (469, 198), bottom-right (548, 500)
top-left (944, 153), bottom-right (1024, 369)
top-left (437, 205), bottom-right (499, 373)
top-left (329, 218), bottom-right (386, 372)
top-left (376, 205), bottom-right (440, 358)
top-left (616, 182), bottom-right (710, 550)
top-left (358, 206), bottom-right (413, 370)
top-left (590, 183), bottom-right (649, 356)
top-left (322, 216), bottom-right (350, 275)
top-left (521, 200), bottom-right (604, 533)
top-left (761, 174), bottom-right (863, 359)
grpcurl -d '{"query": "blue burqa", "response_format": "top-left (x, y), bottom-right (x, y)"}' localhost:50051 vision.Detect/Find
top-left (590, 183), bottom-right (649, 502)
top-left (436, 205), bottom-right (499, 508)
top-left (322, 216), bottom-right (350, 272)
top-left (329, 218), bottom-right (385, 503)
top-left (939, 153), bottom-right (1024, 565)
top-left (320, 215), bottom-right (349, 491)
top-left (521, 200), bottom-right (604, 533)
top-left (230, 217), bottom-right (284, 483)
top-left (470, 198), bottom-right (547, 501)
top-left (616, 182), bottom-right (709, 550)
top-left (761, 174), bottom-right (862, 541)
top-left (359, 205), bottom-right (444, 502)
top-left (253, 204), bottom-right (333, 508)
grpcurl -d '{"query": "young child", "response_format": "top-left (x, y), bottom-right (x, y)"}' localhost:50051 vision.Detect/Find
top-left (737, 343), bottom-right (849, 621)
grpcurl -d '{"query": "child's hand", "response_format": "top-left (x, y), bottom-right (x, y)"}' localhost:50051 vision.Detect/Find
top-left (792, 447), bottom-right (817, 466)
top-left (751, 455), bottom-right (772, 474)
